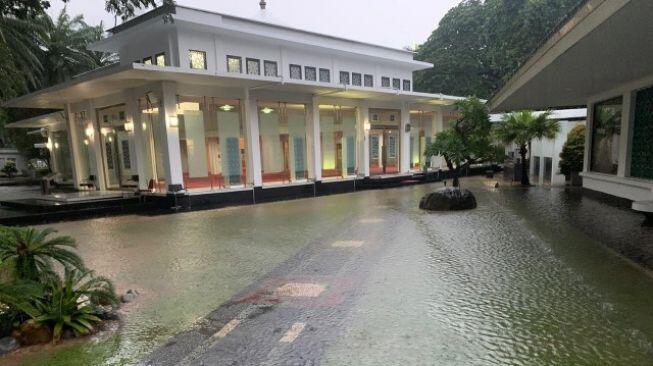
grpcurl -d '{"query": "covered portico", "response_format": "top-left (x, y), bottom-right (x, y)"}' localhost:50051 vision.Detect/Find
top-left (5, 63), bottom-right (461, 199)
top-left (490, 0), bottom-right (653, 202)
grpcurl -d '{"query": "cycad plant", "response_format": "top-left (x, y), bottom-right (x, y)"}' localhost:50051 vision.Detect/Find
top-left (0, 227), bottom-right (85, 282)
top-left (31, 268), bottom-right (118, 342)
top-left (494, 110), bottom-right (559, 186)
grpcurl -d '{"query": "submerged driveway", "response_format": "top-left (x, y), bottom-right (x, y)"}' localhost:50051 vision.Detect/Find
top-left (5, 177), bottom-right (653, 365)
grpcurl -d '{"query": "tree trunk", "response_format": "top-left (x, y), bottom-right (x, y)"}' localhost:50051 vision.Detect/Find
top-left (520, 144), bottom-right (530, 186)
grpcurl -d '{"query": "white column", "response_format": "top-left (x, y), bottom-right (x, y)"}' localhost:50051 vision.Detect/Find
top-left (64, 103), bottom-right (82, 189)
top-left (126, 89), bottom-right (149, 191)
top-left (86, 100), bottom-right (106, 191)
top-left (359, 104), bottom-right (370, 177)
top-left (160, 81), bottom-right (184, 192)
top-left (308, 96), bottom-right (321, 181)
top-left (618, 90), bottom-right (634, 177)
top-left (400, 103), bottom-right (411, 174)
top-left (244, 89), bottom-right (262, 187)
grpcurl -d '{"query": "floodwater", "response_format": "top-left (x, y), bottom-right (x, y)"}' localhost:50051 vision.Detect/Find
top-left (3, 177), bottom-right (653, 365)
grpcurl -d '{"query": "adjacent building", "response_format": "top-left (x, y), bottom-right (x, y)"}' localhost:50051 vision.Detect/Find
top-left (490, 0), bottom-right (653, 202)
top-left (491, 109), bottom-right (586, 185)
top-left (5, 4), bottom-right (463, 201)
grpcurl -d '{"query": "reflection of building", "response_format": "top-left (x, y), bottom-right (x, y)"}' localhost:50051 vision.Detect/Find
top-left (490, 0), bottom-right (653, 201)
top-left (5, 4), bottom-right (463, 198)
top-left (491, 109), bottom-right (586, 185)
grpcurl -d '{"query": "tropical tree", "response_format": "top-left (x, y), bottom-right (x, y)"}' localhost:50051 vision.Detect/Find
top-left (424, 97), bottom-right (494, 187)
top-left (414, 0), bottom-right (584, 98)
top-left (36, 8), bottom-right (103, 86)
top-left (31, 268), bottom-right (118, 342)
top-left (0, 13), bottom-right (44, 100)
top-left (494, 110), bottom-right (560, 186)
top-left (0, 227), bottom-right (84, 282)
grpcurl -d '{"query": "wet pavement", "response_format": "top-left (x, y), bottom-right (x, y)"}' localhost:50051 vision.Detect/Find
top-left (3, 177), bottom-right (653, 365)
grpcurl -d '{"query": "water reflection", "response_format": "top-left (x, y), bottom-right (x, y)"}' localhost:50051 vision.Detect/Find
top-left (3, 178), bottom-right (653, 365)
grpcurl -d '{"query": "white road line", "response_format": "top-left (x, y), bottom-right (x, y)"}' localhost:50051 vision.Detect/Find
top-left (332, 240), bottom-right (365, 248)
top-left (359, 218), bottom-right (384, 224)
top-left (279, 322), bottom-right (306, 343)
top-left (275, 282), bottom-right (326, 297)
top-left (213, 318), bottom-right (240, 339)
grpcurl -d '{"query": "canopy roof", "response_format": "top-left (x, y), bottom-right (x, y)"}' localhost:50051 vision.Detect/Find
top-left (3, 63), bottom-right (464, 110)
top-left (490, 0), bottom-right (653, 112)
top-left (6, 111), bottom-right (65, 130)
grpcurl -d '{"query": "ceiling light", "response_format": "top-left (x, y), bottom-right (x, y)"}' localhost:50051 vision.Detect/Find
top-left (261, 107), bottom-right (274, 114)
top-left (220, 104), bottom-right (235, 111)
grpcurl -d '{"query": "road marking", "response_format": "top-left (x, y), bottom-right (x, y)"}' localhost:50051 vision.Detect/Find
top-left (275, 282), bottom-right (326, 297)
top-left (359, 218), bottom-right (384, 224)
top-left (332, 240), bottom-right (365, 248)
top-left (213, 318), bottom-right (240, 339)
top-left (279, 322), bottom-right (306, 343)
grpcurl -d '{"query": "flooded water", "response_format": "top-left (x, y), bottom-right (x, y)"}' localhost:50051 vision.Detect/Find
top-left (3, 177), bottom-right (653, 365)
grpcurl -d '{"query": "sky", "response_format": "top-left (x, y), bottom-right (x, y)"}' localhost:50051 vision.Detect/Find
top-left (47, 0), bottom-right (461, 49)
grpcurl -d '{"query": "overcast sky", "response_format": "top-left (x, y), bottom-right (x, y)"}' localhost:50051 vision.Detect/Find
top-left (47, 0), bottom-right (461, 49)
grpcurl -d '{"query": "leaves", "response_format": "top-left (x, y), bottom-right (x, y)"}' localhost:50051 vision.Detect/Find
top-left (559, 124), bottom-right (585, 176)
top-left (424, 97), bottom-right (494, 174)
top-left (0, 226), bottom-right (84, 282)
top-left (414, 0), bottom-right (584, 98)
top-left (31, 268), bottom-right (118, 342)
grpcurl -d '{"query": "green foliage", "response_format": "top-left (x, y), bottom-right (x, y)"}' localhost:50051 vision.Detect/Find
top-left (0, 226), bottom-right (118, 342)
top-left (1, 161), bottom-right (18, 177)
top-left (424, 97), bottom-right (493, 184)
top-left (559, 124), bottom-right (586, 176)
top-left (0, 227), bottom-right (84, 282)
top-left (414, 0), bottom-right (584, 98)
top-left (0, 13), bottom-right (45, 100)
top-left (0, 0), bottom-right (175, 21)
top-left (493, 110), bottom-right (560, 185)
top-left (31, 268), bottom-right (118, 342)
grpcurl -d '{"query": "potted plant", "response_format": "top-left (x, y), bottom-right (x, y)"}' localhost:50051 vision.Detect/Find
top-left (559, 125), bottom-right (586, 186)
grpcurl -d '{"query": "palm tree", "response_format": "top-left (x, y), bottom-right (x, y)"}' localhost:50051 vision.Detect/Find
top-left (0, 14), bottom-right (44, 101)
top-left (494, 110), bottom-right (559, 186)
top-left (0, 227), bottom-right (85, 282)
top-left (37, 8), bottom-right (105, 86)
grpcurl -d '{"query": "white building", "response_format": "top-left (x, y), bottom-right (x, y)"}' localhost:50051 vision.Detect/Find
top-left (491, 109), bottom-right (586, 185)
top-left (490, 0), bottom-right (653, 203)
top-left (4, 4), bottom-right (464, 202)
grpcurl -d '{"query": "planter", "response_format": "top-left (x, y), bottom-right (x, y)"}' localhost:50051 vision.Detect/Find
top-left (570, 171), bottom-right (583, 186)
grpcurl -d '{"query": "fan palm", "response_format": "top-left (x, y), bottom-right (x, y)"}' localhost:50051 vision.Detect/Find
top-left (0, 227), bottom-right (85, 282)
top-left (494, 110), bottom-right (559, 186)
top-left (31, 268), bottom-right (118, 342)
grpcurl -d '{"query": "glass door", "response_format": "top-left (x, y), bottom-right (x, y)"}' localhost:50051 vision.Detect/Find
top-left (97, 105), bottom-right (138, 190)
top-left (369, 109), bottom-right (400, 176)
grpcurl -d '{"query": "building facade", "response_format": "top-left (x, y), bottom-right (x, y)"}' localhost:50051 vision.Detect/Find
top-left (5, 5), bottom-right (463, 198)
top-left (490, 0), bottom-right (653, 202)
top-left (492, 109), bottom-right (586, 185)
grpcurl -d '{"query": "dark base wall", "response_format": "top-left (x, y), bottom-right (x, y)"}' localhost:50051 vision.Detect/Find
top-left (1, 165), bottom-right (501, 226)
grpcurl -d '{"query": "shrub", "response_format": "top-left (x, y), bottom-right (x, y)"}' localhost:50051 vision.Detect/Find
top-left (0, 227), bottom-right (118, 343)
top-left (1, 162), bottom-right (18, 178)
top-left (559, 124), bottom-right (586, 176)
top-left (31, 269), bottom-right (118, 342)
